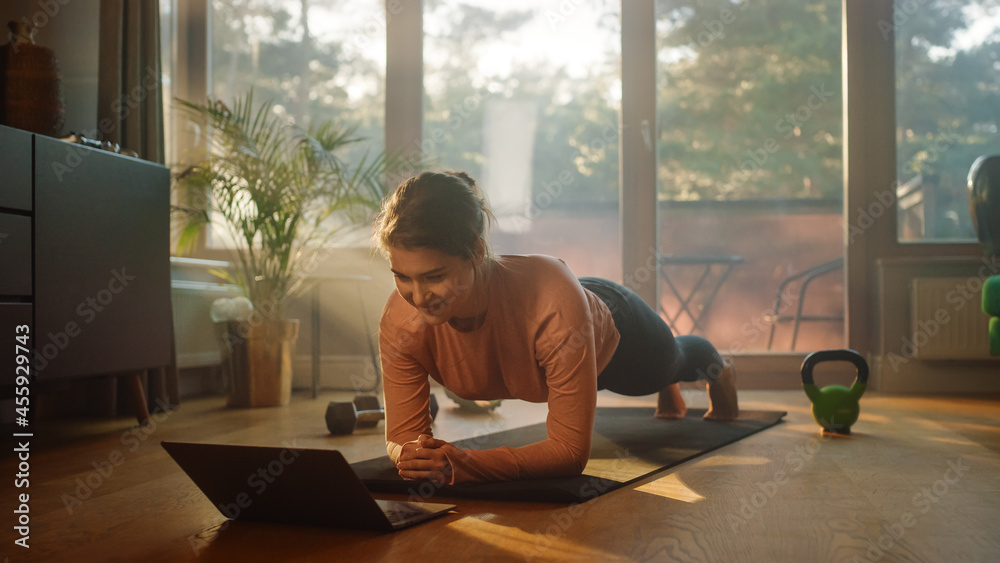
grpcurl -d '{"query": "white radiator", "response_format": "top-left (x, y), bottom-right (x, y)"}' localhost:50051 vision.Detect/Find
top-left (910, 278), bottom-right (994, 360)
top-left (171, 280), bottom-right (238, 368)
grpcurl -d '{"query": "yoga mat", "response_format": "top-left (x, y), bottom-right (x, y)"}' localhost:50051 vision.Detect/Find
top-left (352, 407), bottom-right (785, 503)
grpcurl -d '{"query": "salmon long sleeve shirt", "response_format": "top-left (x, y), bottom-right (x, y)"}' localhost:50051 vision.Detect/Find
top-left (379, 255), bottom-right (621, 484)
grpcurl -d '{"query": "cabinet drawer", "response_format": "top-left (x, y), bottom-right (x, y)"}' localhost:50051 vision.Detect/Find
top-left (0, 303), bottom-right (32, 386)
top-left (0, 125), bottom-right (32, 211)
top-left (0, 213), bottom-right (31, 296)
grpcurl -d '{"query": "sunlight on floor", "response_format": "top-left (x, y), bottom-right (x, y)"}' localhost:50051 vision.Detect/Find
top-left (784, 422), bottom-right (835, 434)
top-left (963, 452), bottom-right (1000, 469)
top-left (938, 419), bottom-right (1000, 435)
top-left (635, 472), bottom-right (706, 503)
top-left (926, 435), bottom-right (980, 447)
top-left (906, 417), bottom-right (948, 431)
top-left (752, 402), bottom-right (812, 415)
top-left (446, 516), bottom-right (623, 561)
top-left (857, 412), bottom-right (892, 424)
top-left (691, 454), bottom-right (772, 468)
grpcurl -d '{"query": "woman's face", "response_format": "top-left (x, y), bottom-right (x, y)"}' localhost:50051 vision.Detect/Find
top-left (388, 245), bottom-right (482, 326)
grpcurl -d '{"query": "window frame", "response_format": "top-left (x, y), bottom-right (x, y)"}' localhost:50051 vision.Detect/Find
top-left (168, 0), bottom-right (985, 372)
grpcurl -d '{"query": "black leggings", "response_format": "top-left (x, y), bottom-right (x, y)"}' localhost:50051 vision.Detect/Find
top-left (580, 277), bottom-right (726, 396)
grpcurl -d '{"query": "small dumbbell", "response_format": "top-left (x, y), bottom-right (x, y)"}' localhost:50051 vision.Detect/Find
top-left (325, 401), bottom-right (384, 435)
top-left (326, 393), bottom-right (439, 435)
top-left (353, 394), bottom-right (439, 424)
top-left (353, 395), bottom-right (382, 429)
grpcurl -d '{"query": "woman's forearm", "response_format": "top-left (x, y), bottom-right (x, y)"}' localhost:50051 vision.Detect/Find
top-left (441, 437), bottom-right (587, 484)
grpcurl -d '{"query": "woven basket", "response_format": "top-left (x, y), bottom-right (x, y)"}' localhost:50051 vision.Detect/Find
top-left (0, 21), bottom-right (65, 136)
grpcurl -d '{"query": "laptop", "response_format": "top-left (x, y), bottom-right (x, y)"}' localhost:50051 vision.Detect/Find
top-left (162, 441), bottom-right (456, 532)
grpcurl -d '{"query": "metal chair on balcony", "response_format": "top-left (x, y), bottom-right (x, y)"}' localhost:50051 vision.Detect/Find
top-left (658, 254), bottom-right (745, 335)
top-left (766, 257), bottom-right (845, 351)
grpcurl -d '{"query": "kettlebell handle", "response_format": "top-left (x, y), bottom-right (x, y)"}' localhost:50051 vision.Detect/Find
top-left (801, 349), bottom-right (869, 387)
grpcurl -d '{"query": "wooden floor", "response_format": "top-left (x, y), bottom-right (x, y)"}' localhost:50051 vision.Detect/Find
top-left (2, 387), bottom-right (999, 563)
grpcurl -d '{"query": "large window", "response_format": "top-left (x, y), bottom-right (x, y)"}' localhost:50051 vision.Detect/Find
top-left (895, 0), bottom-right (1000, 243)
top-left (201, 0), bottom-right (387, 248)
top-left (655, 0), bottom-right (845, 352)
top-left (163, 0), bottom-right (995, 363)
top-left (422, 0), bottom-right (622, 279)
top-left (211, 0), bottom-right (385, 140)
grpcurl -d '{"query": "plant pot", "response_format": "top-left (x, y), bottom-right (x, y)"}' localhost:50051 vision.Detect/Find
top-left (216, 319), bottom-right (300, 407)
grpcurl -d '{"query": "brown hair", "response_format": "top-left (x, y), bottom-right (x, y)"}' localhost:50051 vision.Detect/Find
top-left (373, 171), bottom-right (495, 264)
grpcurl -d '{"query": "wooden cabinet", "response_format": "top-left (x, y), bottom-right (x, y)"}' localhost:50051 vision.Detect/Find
top-left (1, 124), bottom-right (171, 420)
top-left (0, 125), bottom-right (32, 212)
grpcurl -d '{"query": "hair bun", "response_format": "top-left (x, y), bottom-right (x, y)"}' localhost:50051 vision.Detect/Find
top-left (373, 170), bottom-right (495, 261)
top-left (444, 170), bottom-right (483, 198)
top-left (445, 170), bottom-right (473, 183)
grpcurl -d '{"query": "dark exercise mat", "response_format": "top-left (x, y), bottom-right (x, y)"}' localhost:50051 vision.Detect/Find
top-left (351, 407), bottom-right (785, 504)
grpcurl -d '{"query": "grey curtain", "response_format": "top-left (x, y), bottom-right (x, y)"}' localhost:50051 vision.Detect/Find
top-left (98, 0), bottom-right (164, 164)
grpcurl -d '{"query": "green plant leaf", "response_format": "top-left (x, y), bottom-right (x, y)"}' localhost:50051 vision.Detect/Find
top-left (169, 89), bottom-right (402, 317)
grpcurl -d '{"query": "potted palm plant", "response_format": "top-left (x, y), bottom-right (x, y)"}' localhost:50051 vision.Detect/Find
top-left (172, 92), bottom-right (396, 407)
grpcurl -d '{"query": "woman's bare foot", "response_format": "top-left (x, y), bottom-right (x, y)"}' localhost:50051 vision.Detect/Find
top-left (655, 383), bottom-right (687, 419)
top-left (704, 361), bottom-right (740, 421)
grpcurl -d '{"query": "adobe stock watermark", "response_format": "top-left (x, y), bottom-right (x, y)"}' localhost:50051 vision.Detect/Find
top-left (213, 239), bottom-right (350, 354)
top-left (693, 353), bottom-right (734, 383)
top-left (496, 116), bottom-right (623, 233)
top-left (848, 129), bottom-right (961, 244)
top-left (31, 267), bottom-right (137, 375)
top-left (8, 0), bottom-right (73, 54)
top-left (727, 430), bottom-right (835, 530)
top-left (690, 2), bottom-right (750, 49)
top-left (379, 272), bottom-right (477, 368)
top-left (61, 397), bottom-right (175, 515)
top-left (188, 440), bottom-right (304, 556)
top-left (51, 64), bottom-right (161, 181)
top-left (544, 0), bottom-right (589, 29)
top-left (878, 0), bottom-right (932, 41)
top-left (722, 284), bottom-right (802, 354)
top-left (521, 449), bottom-right (641, 562)
top-left (347, 361), bottom-right (380, 396)
top-left (722, 83), bottom-right (836, 194)
top-left (340, 0), bottom-right (406, 59)
top-left (402, 416), bottom-right (510, 504)
top-left (545, 0), bottom-right (748, 39)
top-left (852, 456), bottom-right (970, 562)
top-left (886, 256), bottom-right (1000, 372)
top-left (528, 118), bottom-right (623, 219)
top-left (619, 246), bottom-right (659, 294)
top-left (398, 78), bottom-right (491, 176)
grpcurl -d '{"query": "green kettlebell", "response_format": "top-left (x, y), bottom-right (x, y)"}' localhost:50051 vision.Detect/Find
top-left (800, 349), bottom-right (869, 434)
